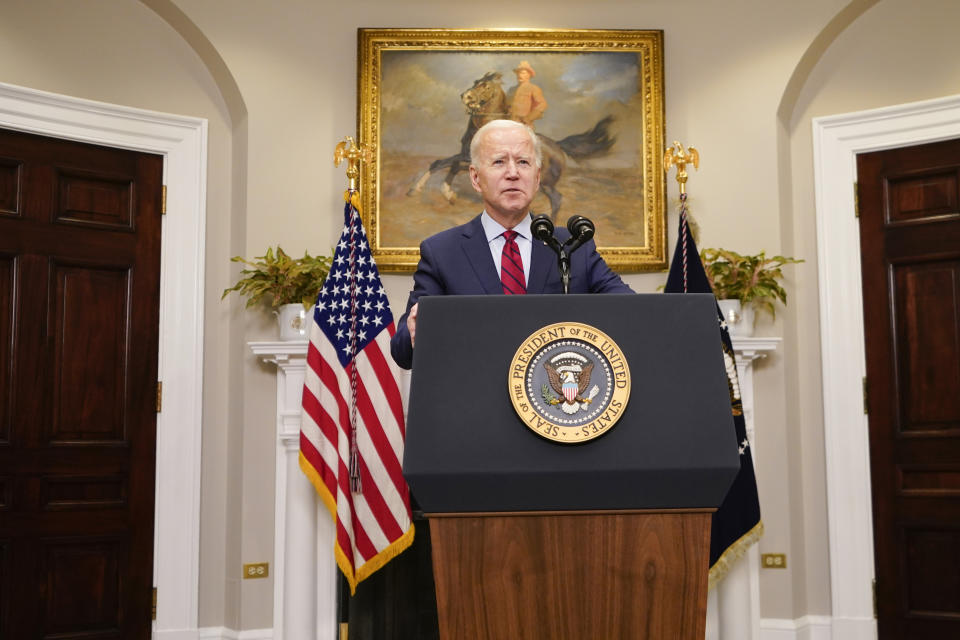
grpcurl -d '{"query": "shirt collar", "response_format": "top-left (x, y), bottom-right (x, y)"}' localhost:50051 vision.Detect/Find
top-left (480, 211), bottom-right (532, 243)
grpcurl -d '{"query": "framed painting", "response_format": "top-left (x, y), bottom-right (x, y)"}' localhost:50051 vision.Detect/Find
top-left (357, 28), bottom-right (666, 273)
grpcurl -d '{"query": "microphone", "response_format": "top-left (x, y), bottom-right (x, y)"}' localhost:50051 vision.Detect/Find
top-left (530, 214), bottom-right (555, 244)
top-left (564, 215), bottom-right (595, 254)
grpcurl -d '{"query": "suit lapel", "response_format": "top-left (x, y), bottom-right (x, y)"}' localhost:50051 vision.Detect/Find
top-left (460, 215), bottom-right (502, 294)
top-left (527, 236), bottom-right (554, 294)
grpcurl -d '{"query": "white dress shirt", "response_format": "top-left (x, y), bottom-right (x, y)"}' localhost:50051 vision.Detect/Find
top-left (480, 211), bottom-right (533, 285)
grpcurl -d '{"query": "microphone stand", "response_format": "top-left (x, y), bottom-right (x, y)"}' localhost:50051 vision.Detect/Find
top-left (558, 251), bottom-right (571, 295)
top-left (531, 215), bottom-right (573, 294)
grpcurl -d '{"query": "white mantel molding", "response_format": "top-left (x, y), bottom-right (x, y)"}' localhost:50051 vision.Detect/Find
top-left (250, 340), bottom-right (335, 640)
top-left (705, 336), bottom-right (780, 640)
top-left (731, 336), bottom-right (781, 446)
top-left (732, 336), bottom-right (782, 362)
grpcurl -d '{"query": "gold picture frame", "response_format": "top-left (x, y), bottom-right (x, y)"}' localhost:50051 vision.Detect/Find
top-left (358, 28), bottom-right (666, 273)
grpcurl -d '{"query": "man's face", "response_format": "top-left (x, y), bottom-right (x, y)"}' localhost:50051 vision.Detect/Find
top-left (469, 128), bottom-right (541, 225)
top-left (516, 69), bottom-right (531, 82)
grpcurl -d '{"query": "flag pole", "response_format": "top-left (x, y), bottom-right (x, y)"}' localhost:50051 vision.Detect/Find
top-left (333, 136), bottom-right (374, 640)
top-left (334, 136), bottom-right (373, 494)
top-left (663, 141), bottom-right (700, 292)
top-left (662, 141), bottom-right (764, 587)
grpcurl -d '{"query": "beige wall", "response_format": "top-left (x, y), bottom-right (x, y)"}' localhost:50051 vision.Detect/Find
top-left (4, 0), bottom-right (959, 631)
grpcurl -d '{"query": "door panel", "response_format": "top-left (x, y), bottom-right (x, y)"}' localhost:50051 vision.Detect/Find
top-left (52, 263), bottom-right (130, 442)
top-left (0, 158), bottom-right (20, 216)
top-left (55, 169), bottom-right (134, 230)
top-left (0, 255), bottom-right (12, 443)
top-left (0, 127), bottom-right (161, 639)
top-left (858, 137), bottom-right (960, 639)
top-left (40, 536), bottom-right (125, 638)
top-left (893, 262), bottom-right (960, 430)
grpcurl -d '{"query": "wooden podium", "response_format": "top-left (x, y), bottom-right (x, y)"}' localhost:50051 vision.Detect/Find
top-left (404, 295), bottom-right (738, 640)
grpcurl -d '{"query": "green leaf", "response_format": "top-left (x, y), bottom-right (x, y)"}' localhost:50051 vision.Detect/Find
top-left (698, 247), bottom-right (803, 320)
top-left (221, 245), bottom-right (335, 311)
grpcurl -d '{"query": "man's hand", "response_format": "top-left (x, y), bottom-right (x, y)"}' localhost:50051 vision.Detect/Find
top-left (407, 302), bottom-right (418, 347)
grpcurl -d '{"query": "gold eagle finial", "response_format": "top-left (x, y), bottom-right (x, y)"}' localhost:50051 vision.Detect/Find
top-left (664, 141), bottom-right (699, 195)
top-left (334, 136), bottom-right (373, 192)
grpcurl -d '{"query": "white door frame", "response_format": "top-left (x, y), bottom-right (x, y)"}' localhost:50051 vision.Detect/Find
top-left (812, 93), bottom-right (960, 640)
top-left (0, 81), bottom-right (207, 639)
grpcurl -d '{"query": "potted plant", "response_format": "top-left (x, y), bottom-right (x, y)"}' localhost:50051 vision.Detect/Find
top-left (222, 246), bottom-right (333, 340)
top-left (700, 248), bottom-right (803, 336)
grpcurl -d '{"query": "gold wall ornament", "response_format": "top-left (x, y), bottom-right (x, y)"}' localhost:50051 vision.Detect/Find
top-left (357, 28), bottom-right (666, 273)
top-left (334, 136), bottom-right (373, 193)
top-left (508, 321), bottom-right (631, 444)
top-left (663, 141), bottom-right (699, 195)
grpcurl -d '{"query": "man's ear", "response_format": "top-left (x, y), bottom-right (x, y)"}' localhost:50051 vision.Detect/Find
top-left (469, 165), bottom-right (482, 193)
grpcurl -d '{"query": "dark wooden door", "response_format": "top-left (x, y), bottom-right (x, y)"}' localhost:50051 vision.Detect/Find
top-left (858, 138), bottom-right (960, 639)
top-left (0, 127), bottom-right (162, 639)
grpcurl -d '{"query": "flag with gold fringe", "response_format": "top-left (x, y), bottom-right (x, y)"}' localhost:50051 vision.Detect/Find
top-left (664, 195), bottom-right (763, 587)
top-left (300, 191), bottom-right (413, 593)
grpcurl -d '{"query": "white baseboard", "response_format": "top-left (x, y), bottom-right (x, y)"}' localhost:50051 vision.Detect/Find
top-left (193, 619), bottom-right (838, 640)
top-left (761, 616), bottom-right (832, 640)
top-left (153, 630), bottom-right (202, 640)
top-left (197, 628), bottom-right (273, 640)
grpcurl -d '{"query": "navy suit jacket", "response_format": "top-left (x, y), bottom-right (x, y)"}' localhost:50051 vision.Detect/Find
top-left (390, 214), bottom-right (634, 369)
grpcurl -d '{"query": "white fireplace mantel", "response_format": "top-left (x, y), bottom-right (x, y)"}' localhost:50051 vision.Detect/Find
top-left (707, 335), bottom-right (781, 640)
top-left (251, 335), bottom-right (779, 640)
top-left (250, 340), bottom-right (336, 640)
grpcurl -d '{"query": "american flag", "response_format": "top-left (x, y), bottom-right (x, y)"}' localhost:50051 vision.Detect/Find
top-left (299, 195), bottom-right (413, 593)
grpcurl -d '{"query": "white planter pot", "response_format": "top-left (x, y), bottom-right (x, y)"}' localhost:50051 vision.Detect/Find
top-left (717, 299), bottom-right (755, 337)
top-left (275, 303), bottom-right (308, 340)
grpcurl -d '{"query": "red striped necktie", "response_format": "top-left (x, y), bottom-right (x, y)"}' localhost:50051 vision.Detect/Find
top-left (501, 229), bottom-right (526, 295)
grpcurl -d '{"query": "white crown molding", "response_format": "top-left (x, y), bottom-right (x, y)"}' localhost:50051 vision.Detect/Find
top-left (812, 92), bottom-right (960, 640)
top-left (0, 81), bottom-right (207, 636)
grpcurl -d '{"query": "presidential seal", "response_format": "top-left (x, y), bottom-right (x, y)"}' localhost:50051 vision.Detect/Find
top-left (508, 322), bottom-right (631, 443)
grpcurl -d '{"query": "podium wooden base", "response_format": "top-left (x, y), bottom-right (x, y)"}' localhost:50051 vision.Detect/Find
top-left (428, 510), bottom-right (712, 640)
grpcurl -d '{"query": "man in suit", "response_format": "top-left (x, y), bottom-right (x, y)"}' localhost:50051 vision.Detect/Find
top-left (391, 118), bottom-right (632, 369)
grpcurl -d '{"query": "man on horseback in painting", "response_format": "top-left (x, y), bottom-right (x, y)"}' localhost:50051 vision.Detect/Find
top-left (508, 60), bottom-right (547, 128)
top-left (406, 70), bottom-right (615, 221)
top-left (391, 119), bottom-right (632, 370)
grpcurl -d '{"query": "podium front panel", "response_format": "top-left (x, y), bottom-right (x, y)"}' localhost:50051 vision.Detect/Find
top-left (403, 293), bottom-right (739, 513)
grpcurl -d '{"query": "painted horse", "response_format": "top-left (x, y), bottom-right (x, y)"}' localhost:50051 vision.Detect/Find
top-left (406, 71), bottom-right (617, 221)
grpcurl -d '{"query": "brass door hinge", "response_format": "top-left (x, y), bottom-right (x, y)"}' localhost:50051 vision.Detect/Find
top-left (161, 185), bottom-right (167, 215)
top-left (863, 376), bottom-right (868, 415)
top-left (153, 587), bottom-right (157, 620)
top-left (854, 181), bottom-right (860, 218)
top-left (156, 381), bottom-right (163, 413)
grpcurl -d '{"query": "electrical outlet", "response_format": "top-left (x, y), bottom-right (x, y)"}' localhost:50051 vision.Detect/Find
top-left (243, 562), bottom-right (270, 579)
top-left (761, 553), bottom-right (787, 569)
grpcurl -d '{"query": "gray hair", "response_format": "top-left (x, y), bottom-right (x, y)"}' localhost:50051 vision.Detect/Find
top-left (470, 119), bottom-right (542, 168)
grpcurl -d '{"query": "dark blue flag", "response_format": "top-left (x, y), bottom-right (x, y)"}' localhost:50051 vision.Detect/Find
top-left (664, 210), bottom-right (763, 586)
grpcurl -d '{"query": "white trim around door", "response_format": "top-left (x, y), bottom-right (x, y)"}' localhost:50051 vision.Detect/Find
top-left (0, 81), bottom-right (207, 638)
top-left (812, 93), bottom-right (960, 640)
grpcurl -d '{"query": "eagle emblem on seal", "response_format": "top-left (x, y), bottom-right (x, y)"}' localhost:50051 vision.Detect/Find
top-left (544, 352), bottom-right (600, 415)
